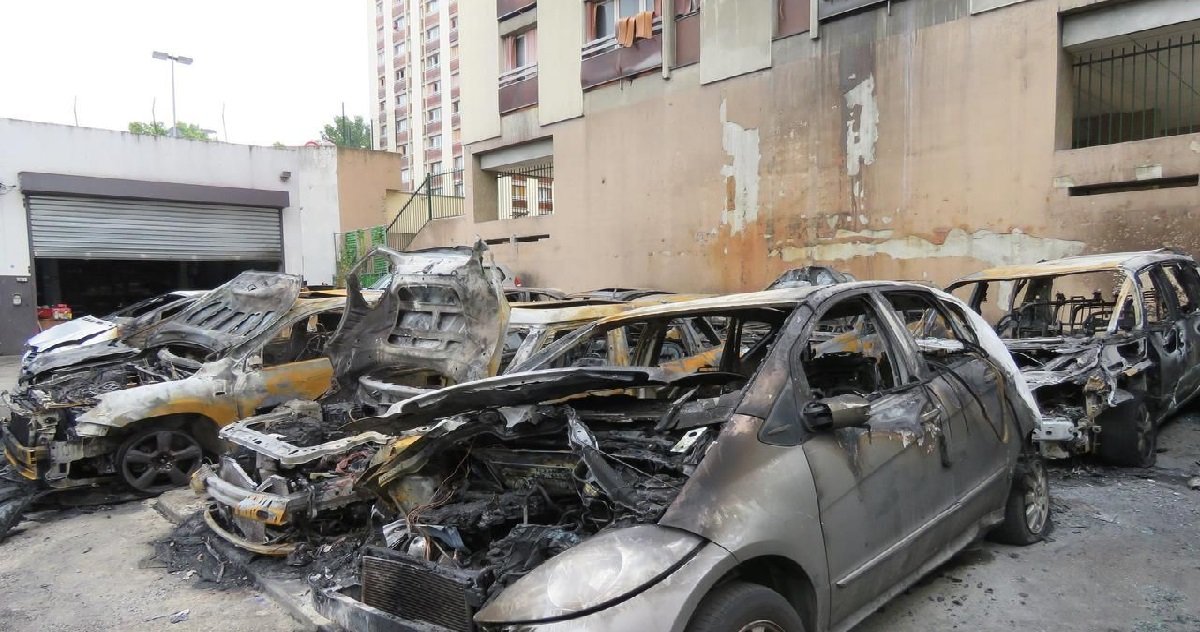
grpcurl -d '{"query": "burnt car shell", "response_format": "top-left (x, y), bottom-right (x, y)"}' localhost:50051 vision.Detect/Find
top-left (314, 283), bottom-right (1043, 632)
top-left (948, 249), bottom-right (1200, 465)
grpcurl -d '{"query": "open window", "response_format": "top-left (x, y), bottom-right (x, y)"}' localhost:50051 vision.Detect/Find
top-left (1161, 263), bottom-right (1200, 315)
top-left (799, 298), bottom-right (900, 400)
top-left (260, 310), bottom-right (343, 367)
top-left (883, 292), bottom-right (976, 358)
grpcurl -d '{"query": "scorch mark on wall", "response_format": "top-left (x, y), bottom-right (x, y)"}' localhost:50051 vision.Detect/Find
top-left (771, 228), bottom-right (1085, 267)
top-left (844, 75), bottom-right (879, 203)
top-left (719, 99), bottom-right (761, 235)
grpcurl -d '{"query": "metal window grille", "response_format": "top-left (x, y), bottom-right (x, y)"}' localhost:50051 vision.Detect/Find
top-left (1071, 33), bottom-right (1200, 149)
top-left (497, 164), bottom-right (553, 220)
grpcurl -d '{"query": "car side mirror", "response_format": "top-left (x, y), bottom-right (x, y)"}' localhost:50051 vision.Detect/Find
top-left (802, 394), bottom-right (870, 432)
top-left (915, 338), bottom-right (965, 355)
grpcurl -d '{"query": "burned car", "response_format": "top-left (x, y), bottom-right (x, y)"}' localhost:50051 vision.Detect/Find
top-left (313, 283), bottom-right (1048, 632)
top-left (2, 272), bottom-right (347, 500)
top-left (20, 289), bottom-right (207, 380)
top-left (949, 249), bottom-right (1200, 466)
top-left (192, 299), bottom-right (724, 554)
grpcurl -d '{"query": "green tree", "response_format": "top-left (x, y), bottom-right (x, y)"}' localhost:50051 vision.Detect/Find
top-left (321, 115), bottom-right (372, 149)
top-left (127, 120), bottom-right (212, 140)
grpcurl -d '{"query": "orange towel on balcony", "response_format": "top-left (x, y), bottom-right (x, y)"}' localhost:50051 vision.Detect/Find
top-left (617, 16), bottom-right (636, 47)
top-left (635, 11), bottom-right (654, 39)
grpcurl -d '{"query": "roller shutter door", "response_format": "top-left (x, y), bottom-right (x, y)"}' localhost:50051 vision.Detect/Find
top-left (27, 195), bottom-right (282, 261)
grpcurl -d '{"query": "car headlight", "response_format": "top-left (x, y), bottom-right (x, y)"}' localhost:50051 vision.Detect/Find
top-left (474, 525), bottom-right (704, 625)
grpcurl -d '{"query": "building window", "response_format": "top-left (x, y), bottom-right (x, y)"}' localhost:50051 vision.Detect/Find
top-left (427, 107), bottom-right (442, 123)
top-left (429, 80), bottom-right (441, 94)
top-left (398, 117), bottom-right (409, 131)
top-left (426, 0), bottom-right (439, 14)
top-left (379, 99), bottom-right (386, 113)
top-left (378, 75), bottom-right (385, 89)
top-left (402, 168), bottom-right (411, 182)
top-left (397, 92), bottom-right (408, 107)
top-left (426, 52), bottom-right (441, 70)
top-left (1069, 25), bottom-right (1200, 148)
top-left (396, 68), bottom-right (406, 81)
top-left (451, 44), bottom-right (459, 61)
top-left (428, 134), bottom-right (442, 149)
top-left (398, 142), bottom-right (408, 155)
top-left (376, 0), bottom-right (383, 14)
top-left (428, 161), bottom-right (443, 174)
top-left (377, 49), bottom-right (384, 64)
top-left (453, 155), bottom-right (464, 170)
top-left (450, 16), bottom-right (458, 30)
top-left (451, 100), bottom-right (460, 114)
top-left (452, 128), bottom-right (461, 144)
top-left (395, 16), bottom-right (406, 31)
top-left (586, 0), bottom-right (654, 44)
top-left (498, 165), bottom-right (553, 219)
top-left (395, 42), bottom-right (406, 57)
top-left (426, 25), bottom-right (440, 42)
top-left (380, 124), bottom-right (388, 139)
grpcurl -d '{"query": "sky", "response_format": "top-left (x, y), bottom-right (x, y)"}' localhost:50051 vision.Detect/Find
top-left (0, 0), bottom-right (371, 146)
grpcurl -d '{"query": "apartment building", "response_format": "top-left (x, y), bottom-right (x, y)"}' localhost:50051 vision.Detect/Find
top-left (402, 0), bottom-right (1200, 293)
top-left (370, 0), bottom-right (463, 191)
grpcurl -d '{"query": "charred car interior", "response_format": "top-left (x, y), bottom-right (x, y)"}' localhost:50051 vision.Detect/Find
top-left (949, 250), bottom-right (1200, 466)
top-left (295, 284), bottom-right (1047, 632)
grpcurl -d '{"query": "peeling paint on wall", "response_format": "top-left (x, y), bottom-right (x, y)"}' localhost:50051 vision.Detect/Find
top-left (719, 99), bottom-right (761, 234)
top-left (771, 227), bottom-right (1086, 267)
top-left (844, 75), bottom-right (879, 178)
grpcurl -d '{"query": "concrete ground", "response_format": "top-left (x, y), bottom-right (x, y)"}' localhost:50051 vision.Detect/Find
top-left (0, 356), bottom-right (301, 632)
top-left (2, 354), bottom-right (1198, 632)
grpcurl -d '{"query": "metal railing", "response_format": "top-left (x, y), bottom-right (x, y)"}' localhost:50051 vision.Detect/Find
top-left (497, 164), bottom-right (554, 220)
top-left (1071, 33), bottom-right (1200, 149)
top-left (385, 169), bottom-right (465, 250)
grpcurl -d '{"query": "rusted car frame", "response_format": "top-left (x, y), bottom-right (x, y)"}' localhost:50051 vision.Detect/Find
top-left (193, 299), bottom-right (725, 554)
top-left (309, 283), bottom-right (1047, 632)
top-left (948, 249), bottom-right (1200, 466)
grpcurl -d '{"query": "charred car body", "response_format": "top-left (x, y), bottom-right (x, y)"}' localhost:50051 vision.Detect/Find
top-left (312, 283), bottom-right (1048, 632)
top-left (949, 249), bottom-right (1200, 466)
top-left (193, 298), bottom-right (726, 554)
top-left (2, 272), bottom-right (347, 497)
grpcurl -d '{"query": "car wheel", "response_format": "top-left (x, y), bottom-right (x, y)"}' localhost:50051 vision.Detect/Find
top-left (1096, 398), bottom-right (1157, 468)
top-left (686, 581), bottom-right (806, 632)
top-left (990, 453), bottom-right (1051, 545)
top-left (116, 428), bottom-right (205, 496)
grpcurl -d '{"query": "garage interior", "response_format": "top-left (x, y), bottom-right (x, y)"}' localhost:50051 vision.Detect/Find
top-left (20, 173), bottom-right (288, 321)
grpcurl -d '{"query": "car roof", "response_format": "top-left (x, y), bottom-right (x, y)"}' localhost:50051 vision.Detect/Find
top-left (950, 249), bottom-right (1193, 285)
top-left (508, 301), bottom-right (634, 326)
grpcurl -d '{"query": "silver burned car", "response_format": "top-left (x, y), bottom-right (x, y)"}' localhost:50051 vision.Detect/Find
top-left (315, 282), bottom-right (1049, 632)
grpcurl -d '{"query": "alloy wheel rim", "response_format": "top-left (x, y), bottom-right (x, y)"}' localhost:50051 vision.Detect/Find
top-left (738, 621), bottom-right (786, 632)
top-left (1023, 462), bottom-right (1049, 533)
top-left (121, 430), bottom-right (203, 493)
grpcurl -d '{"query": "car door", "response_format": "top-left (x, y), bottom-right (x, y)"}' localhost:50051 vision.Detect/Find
top-left (1135, 267), bottom-right (1188, 415)
top-left (1156, 263), bottom-right (1200, 408)
top-left (797, 292), bottom-right (960, 625)
top-left (881, 290), bottom-right (1015, 519)
top-left (233, 314), bottom-right (336, 419)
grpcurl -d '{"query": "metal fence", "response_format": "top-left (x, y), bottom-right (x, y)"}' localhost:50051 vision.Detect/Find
top-left (333, 169), bottom-right (465, 285)
top-left (386, 169), bottom-right (465, 250)
top-left (497, 164), bottom-right (554, 220)
top-left (1071, 33), bottom-right (1200, 149)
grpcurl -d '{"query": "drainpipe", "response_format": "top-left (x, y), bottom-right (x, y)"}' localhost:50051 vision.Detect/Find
top-left (661, 6), bottom-right (675, 79)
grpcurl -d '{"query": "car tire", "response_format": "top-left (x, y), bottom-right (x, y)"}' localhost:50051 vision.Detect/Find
top-left (0, 467), bottom-right (37, 543)
top-left (686, 581), bottom-right (807, 632)
top-left (1096, 398), bottom-right (1156, 468)
top-left (990, 453), bottom-right (1051, 546)
top-left (116, 427), bottom-right (205, 497)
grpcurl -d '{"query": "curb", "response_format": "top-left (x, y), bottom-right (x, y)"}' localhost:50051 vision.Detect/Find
top-left (151, 493), bottom-right (337, 632)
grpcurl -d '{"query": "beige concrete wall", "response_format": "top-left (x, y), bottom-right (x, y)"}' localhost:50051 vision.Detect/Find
top-left (460, 0), bottom-right (502, 145)
top-left (415, 0), bottom-right (1200, 294)
top-left (537, 1), bottom-right (585, 126)
top-left (700, 0), bottom-right (774, 84)
top-left (336, 148), bottom-right (406, 231)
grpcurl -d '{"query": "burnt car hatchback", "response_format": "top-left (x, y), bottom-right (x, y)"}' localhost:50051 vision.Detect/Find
top-left (315, 282), bottom-right (1048, 632)
top-left (949, 249), bottom-right (1200, 467)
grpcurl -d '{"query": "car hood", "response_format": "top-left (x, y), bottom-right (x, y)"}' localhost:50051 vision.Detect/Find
top-left (324, 243), bottom-right (511, 392)
top-left (25, 315), bottom-right (119, 353)
top-left (145, 272), bottom-right (303, 353)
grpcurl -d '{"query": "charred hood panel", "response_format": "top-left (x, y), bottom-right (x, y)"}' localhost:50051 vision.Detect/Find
top-left (145, 272), bottom-right (303, 352)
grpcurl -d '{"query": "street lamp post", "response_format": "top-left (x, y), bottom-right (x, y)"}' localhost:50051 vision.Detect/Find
top-left (151, 51), bottom-right (193, 137)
